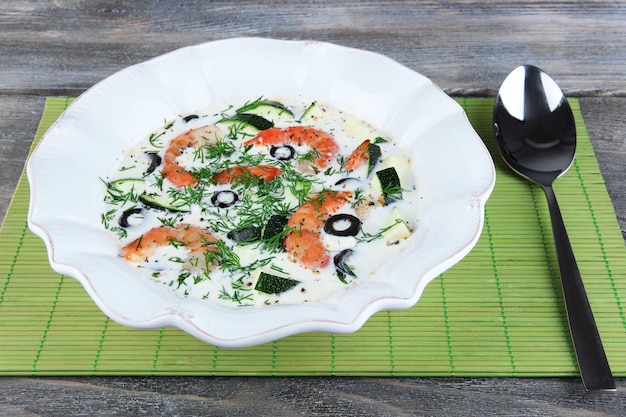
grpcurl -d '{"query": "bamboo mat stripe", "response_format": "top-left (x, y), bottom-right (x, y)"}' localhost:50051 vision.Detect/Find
top-left (0, 97), bottom-right (625, 376)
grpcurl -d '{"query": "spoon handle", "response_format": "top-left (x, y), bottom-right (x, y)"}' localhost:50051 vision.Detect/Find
top-left (543, 185), bottom-right (615, 391)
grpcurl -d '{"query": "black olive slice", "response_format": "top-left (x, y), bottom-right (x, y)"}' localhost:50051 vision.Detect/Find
top-left (324, 214), bottom-right (361, 237)
top-left (144, 152), bottom-right (162, 175)
top-left (211, 190), bottom-right (239, 208)
top-left (334, 177), bottom-right (360, 186)
top-left (260, 100), bottom-right (294, 116)
top-left (334, 249), bottom-right (356, 282)
top-left (270, 145), bottom-right (296, 161)
top-left (183, 114), bottom-right (199, 122)
top-left (118, 207), bottom-right (144, 228)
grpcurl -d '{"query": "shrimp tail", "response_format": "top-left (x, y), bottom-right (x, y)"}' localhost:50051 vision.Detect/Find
top-left (344, 139), bottom-right (371, 171)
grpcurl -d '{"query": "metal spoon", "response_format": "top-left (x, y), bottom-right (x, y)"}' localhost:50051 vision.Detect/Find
top-left (493, 65), bottom-right (615, 392)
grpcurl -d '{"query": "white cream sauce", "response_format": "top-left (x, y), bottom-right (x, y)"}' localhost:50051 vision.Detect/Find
top-left (102, 98), bottom-right (420, 308)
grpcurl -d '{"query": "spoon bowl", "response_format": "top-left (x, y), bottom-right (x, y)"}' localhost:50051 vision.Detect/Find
top-left (494, 65), bottom-right (576, 185)
top-left (493, 65), bottom-right (615, 392)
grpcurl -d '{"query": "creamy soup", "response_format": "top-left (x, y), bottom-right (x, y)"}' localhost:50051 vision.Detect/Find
top-left (101, 98), bottom-right (419, 307)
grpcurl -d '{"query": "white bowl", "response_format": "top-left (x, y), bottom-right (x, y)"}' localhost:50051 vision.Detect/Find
top-left (27, 38), bottom-right (495, 348)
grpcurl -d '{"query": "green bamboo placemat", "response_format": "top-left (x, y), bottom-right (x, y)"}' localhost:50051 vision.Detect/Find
top-left (1, 97), bottom-right (625, 376)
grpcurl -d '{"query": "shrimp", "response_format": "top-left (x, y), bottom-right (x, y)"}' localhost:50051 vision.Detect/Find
top-left (212, 164), bottom-right (282, 184)
top-left (122, 223), bottom-right (219, 264)
top-left (284, 190), bottom-right (352, 269)
top-left (344, 139), bottom-right (371, 171)
top-left (243, 126), bottom-right (339, 169)
top-left (163, 125), bottom-right (222, 187)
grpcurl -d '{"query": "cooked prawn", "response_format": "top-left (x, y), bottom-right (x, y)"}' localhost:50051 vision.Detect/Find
top-left (243, 126), bottom-right (339, 169)
top-left (344, 139), bottom-right (371, 171)
top-left (163, 125), bottom-right (222, 187)
top-left (212, 164), bottom-right (282, 184)
top-left (284, 190), bottom-right (352, 269)
top-left (122, 223), bottom-right (219, 263)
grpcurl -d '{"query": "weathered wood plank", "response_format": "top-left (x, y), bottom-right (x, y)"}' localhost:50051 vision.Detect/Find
top-left (1, 376), bottom-right (625, 416)
top-left (580, 97), bottom-right (626, 239)
top-left (1, 1), bottom-right (625, 95)
top-left (0, 95), bottom-right (46, 223)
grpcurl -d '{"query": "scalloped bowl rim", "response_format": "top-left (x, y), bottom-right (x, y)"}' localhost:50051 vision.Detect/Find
top-left (26, 38), bottom-right (495, 348)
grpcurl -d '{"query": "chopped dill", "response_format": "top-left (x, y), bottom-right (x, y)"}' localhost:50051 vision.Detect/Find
top-left (148, 121), bottom-right (174, 148)
top-left (110, 226), bottom-right (127, 239)
top-left (168, 238), bottom-right (187, 249)
top-left (101, 209), bottom-right (116, 229)
top-left (235, 97), bottom-right (267, 113)
top-left (103, 182), bottom-right (142, 205)
top-left (351, 188), bottom-right (366, 208)
top-left (157, 216), bottom-right (178, 227)
top-left (101, 96), bottom-right (416, 307)
top-left (218, 285), bottom-right (253, 304)
top-left (193, 140), bottom-right (236, 163)
top-left (357, 218), bottom-right (407, 243)
top-left (382, 183), bottom-right (404, 201)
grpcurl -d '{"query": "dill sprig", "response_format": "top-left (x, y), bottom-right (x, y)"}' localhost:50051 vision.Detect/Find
top-left (357, 218), bottom-right (407, 243)
top-left (102, 180), bottom-right (142, 205)
top-left (382, 183), bottom-right (404, 201)
top-left (100, 209), bottom-right (116, 229)
top-left (193, 140), bottom-right (236, 163)
top-left (147, 120), bottom-right (175, 148)
top-left (218, 284), bottom-right (253, 304)
top-left (235, 97), bottom-right (267, 113)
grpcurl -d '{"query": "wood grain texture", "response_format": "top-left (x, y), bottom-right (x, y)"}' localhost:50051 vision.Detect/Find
top-left (1, 1), bottom-right (625, 415)
top-left (579, 97), bottom-right (626, 239)
top-left (1, 376), bottom-right (626, 416)
top-left (1, 1), bottom-right (626, 96)
top-left (0, 95), bottom-right (45, 222)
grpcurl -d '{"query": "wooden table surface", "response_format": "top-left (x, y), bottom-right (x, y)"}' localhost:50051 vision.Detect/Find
top-left (1, 1), bottom-right (625, 416)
